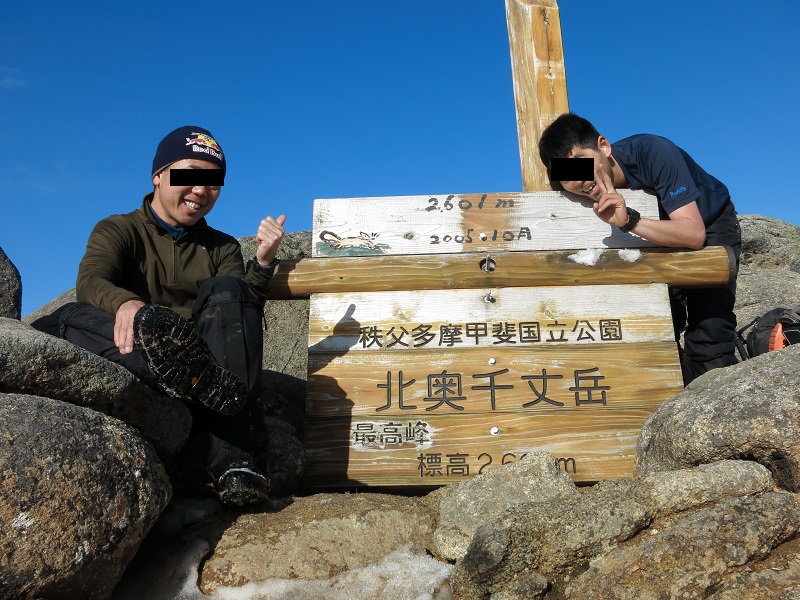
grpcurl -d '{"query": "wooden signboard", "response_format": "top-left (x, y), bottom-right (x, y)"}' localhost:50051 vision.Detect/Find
top-left (302, 191), bottom-right (687, 488)
top-left (311, 190), bottom-right (660, 257)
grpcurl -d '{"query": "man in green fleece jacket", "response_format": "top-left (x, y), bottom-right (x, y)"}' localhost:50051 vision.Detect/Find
top-left (61, 126), bottom-right (285, 506)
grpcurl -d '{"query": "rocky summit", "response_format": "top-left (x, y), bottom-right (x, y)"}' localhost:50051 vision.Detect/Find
top-left (2, 217), bottom-right (800, 599)
top-left (0, 394), bottom-right (171, 600)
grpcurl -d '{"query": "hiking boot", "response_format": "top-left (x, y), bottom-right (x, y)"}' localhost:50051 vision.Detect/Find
top-left (133, 304), bottom-right (248, 416)
top-left (216, 466), bottom-right (271, 507)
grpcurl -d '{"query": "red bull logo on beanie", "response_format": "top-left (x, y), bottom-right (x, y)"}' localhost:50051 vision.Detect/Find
top-left (185, 133), bottom-right (223, 161)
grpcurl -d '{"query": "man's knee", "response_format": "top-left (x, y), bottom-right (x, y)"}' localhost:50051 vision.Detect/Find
top-left (193, 276), bottom-right (263, 335)
top-left (195, 276), bottom-right (255, 307)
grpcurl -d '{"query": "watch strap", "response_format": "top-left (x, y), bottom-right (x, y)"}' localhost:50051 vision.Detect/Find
top-left (249, 257), bottom-right (280, 277)
top-left (619, 207), bottom-right (641, 233)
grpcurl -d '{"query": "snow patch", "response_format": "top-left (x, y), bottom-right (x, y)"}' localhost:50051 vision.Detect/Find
top-left (111, 499), bottom-right (453, 600)
top-left (568, 249), bottom-right (603, 266)
top-left (74, 541), bottom-right (90, 565)
top-left (213, 544), bottom-right (453, 600)
top-left (11, 512), bottom-right (34, 533)
top-left (113, 540), bottom-right (452, 600)
top-left (618, 249), bottom-right (642, 262)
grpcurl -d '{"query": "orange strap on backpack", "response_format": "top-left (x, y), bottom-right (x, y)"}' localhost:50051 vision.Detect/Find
top-left (768, 322), bottom-right (787, 352)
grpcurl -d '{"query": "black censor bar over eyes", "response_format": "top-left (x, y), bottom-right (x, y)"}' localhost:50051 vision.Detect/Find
top-left (170, 169), bottom-right (225, 186)
top-left (549, 158), bottom-right (593, 182)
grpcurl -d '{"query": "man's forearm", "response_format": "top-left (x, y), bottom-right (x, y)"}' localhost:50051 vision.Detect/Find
top-left (625, 215), bottom-right (706, 249)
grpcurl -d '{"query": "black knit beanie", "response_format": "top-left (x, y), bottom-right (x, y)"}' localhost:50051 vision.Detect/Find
top-left (152, 126), bottom-right (225, 176)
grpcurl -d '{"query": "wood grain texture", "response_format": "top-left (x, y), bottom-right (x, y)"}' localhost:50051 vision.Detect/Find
top-left (304, 280), bottom-right (684, 487)
top-left (312, 190), bottom-right (658, 257)
top-left (265, 246), bottom-right (735, 299)
top-left (308, 284), bottom-right (674, 353)
top-left (303, 410), bottom-right (656, 487)
top-left (307, 342), bottom-right (683, 417)
top-left (505, 0), bottom-right (569, 192)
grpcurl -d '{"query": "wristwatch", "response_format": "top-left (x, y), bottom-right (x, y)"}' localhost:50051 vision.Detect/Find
top-left (619, 207), bottom-right (641, 233)
top-left (249, 257), bottom-right (280, 277)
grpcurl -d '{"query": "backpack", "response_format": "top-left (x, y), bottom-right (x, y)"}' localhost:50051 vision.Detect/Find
top-left (739, 305), bottom-right (800, 359)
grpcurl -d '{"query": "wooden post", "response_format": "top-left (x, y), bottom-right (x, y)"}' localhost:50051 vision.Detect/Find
top-left (505, 0), bottom-right (569, 192)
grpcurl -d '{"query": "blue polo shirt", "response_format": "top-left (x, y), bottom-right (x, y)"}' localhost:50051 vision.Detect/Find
top-left (611, 134), bottom-right (732, 226)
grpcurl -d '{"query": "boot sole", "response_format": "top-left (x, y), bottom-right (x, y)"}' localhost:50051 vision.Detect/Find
top-left (217, 467), bottom-right (271, 507)
top-left (134, 305), bottom-right (247, 416)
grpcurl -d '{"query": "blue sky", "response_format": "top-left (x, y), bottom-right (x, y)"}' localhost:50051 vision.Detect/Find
top-left (2, 1), bottom-right (799, 316)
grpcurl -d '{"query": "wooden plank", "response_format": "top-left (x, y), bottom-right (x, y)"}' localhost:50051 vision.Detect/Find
top-left (303, 411), bottom-right (651, 487)
top-left (505, 0), bottom-right (569, 192)
top-left (311, 190), bottom-right (659, 257)
top-left (308, 284), bottom-right (674, 353)
top-left (307, 342), bottom-right (682, 417)
top-left (266, 246), bottom-right (735, 299)
top-left (305, 284), bottom-right (683, 486)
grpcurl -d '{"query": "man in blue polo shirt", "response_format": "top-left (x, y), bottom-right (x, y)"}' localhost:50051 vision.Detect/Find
top-left (538, 113), bottom-right (741, 384)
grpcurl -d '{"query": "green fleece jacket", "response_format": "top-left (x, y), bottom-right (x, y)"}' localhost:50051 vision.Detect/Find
top-left (76, 194), bottom-right (272, 318)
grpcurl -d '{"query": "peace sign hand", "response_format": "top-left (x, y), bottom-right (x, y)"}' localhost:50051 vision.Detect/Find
top-left (591, 160), bottom-right (628, 229)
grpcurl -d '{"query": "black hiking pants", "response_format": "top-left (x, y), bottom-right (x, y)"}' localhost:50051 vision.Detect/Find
top-left (670, 202), bottom-right (742, 384)
top-left (60, 276), bottom-right (264, 476)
